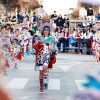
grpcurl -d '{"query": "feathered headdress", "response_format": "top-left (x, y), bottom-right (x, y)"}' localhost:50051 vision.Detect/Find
top-left (38, 14), bottom-right (55, 32)
top-left (38, 22), bottom-right (55, 32)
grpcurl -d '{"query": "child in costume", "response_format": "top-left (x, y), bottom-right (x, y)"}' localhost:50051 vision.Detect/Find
top-left (21, 27), bottom-right (31, 56)
top-left (10, 38), bottom-right (21, 69)
top-left (33, 16), bottom-right (57, 93)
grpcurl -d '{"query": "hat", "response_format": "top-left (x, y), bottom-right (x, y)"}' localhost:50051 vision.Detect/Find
top-left (38, 22), bottom-right (54, 32)
top-left (13, 38), bottom-right (19, 43)
top-left (22, 27), bottom-right (28, 30)
top-left (43, 26), bottom-right (50, 30)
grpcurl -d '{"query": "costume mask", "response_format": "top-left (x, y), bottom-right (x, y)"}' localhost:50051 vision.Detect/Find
top-left (43, 26), bottom-right (50, 32)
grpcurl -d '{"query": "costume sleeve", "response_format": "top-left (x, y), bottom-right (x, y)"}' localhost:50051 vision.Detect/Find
top-left (50, 41), bottom-right (58, 54)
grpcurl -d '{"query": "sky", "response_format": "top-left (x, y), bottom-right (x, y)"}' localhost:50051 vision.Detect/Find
top-left (43, 0), bottom-right (78, 14)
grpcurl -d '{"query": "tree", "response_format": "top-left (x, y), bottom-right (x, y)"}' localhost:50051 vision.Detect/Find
top-left (28, 1), bottom-right (40, 10)
top-left (70, 9), bottom-right (79, 19)
top-left (0, 0), bottom-right (40, 14)
top-left (0, 0), bottom-right (20, 14)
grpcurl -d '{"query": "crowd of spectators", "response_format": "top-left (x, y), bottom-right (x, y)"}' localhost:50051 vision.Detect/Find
top-left (0, 10), bottom-right (100, 55)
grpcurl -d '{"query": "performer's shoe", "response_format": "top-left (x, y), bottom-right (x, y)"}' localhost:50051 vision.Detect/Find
top-left (14, 65), bottom-right (18, 69)
top-left (44, 83), bottom-right (48, 89)
top-left (40, 88), bottom-right (43, 93)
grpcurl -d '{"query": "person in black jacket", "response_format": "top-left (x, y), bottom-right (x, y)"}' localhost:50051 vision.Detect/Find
top-left (87, 8), bottom-right (94, 21)
top-left (51, 11), bottom-right (57, 19)
top-left (55, 14), bottom-right (64, 29)
top-left (63, 14), bottom-right (69, 28)
top-left (17, 12), bottom-right (24, 24)
top-left (51, 11), bottom-right (57, 24)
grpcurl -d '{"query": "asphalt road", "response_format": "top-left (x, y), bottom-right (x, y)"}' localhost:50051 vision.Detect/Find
top-left (4, 53), bottom-right (100, 100)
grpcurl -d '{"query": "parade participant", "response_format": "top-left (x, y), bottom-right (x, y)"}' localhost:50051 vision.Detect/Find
top-left (21, 27), bottom-right (31, 55)
top-left (0, 32), bottom-right (13, 100)
top-left (0, 25), bottom-right (12, 74)
top-left (33, 15), bottom-right (57, 93)
top-left (0, 44), bottom-right (12, 100)
top-left (0, 43), bottom-right (8, 75)
top-left (92, 31), bottom-right (100, 62)
top-left (10, 38), bottom-right (21, 69)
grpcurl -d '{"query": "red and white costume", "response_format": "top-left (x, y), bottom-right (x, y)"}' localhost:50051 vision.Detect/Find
top-left (92, 31), bottom-right (100, 62)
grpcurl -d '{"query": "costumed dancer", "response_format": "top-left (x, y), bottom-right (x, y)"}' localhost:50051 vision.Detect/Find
top-left (0, 25), bottom-right (11, 75)
top-left (21, 27), bottom-right (31, 56)
top-left (0, 41), bottom-right (12, 100)
top-left (0, 43), bottom-right (8, 75)
top-left (92, 30), bottom-right (100, 62)
top-left (10, 38), bottom-right (21, 69)
top-left (33, 15), bottom-right (57, 93)
top-left (0, 26), bottom-right (13, 100)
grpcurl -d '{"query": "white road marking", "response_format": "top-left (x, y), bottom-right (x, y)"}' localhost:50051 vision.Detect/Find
top-left (56, 62), bottom-right (81, 72)
top-left (48, 79), bottom-right (60, 90)
top-left (19, 96), bottom-right (31, 100)
top-left (66, 96), bottom-right (71, 100)
top-left (7, 78), bottom-right (29, 89)
top-left (75, 80), bottom-right (87, 91)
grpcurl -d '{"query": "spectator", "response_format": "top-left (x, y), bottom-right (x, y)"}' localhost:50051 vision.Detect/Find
top-left (37, 15), bottom-right (42, 26)
top-left (87, 7), bottom-right (94, 21)
top-left (38, 5), bottom-right (45, 17)
top-left (74, 29), bottom-right (83, 54)
top-left (51, 11), bottom-right (57, 19)
top-left (63, 14), bottom-right (69, 28)
top-left (55, 14), bottom-right (64, 29)
top-left (10, 13), bottom-right (17, 25)
top-left (83, 27), bottom-right (94, 55)
top-left (96, 13), bottom-right (100, 20)
top-left (51, 11), bottom-right (57, 24)
top-left (65, 28), bottom-right (70, 49)
top-left (17, 12), bottom-right (24, 24)
top-left (31, 12), bottom-right (38, 24)
top-left (58, 27), bottom-right (67, 52)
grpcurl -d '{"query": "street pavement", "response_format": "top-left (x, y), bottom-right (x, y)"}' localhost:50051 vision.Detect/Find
top-left (4, 53), bottom-right (100, 100)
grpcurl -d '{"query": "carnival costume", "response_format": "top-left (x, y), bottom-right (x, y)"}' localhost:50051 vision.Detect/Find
top-left (33, 18), bottom-right (57, 93)
top-left (92, 31), bottom-right (100, 62)
top-left (21, 28), bottom-right (32, 56)
top-left (0, 33), bottom-right (10, 75)
top-left (10, 38), bottom-right (22, 69)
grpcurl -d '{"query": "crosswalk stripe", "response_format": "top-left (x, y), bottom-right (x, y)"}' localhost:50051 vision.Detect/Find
top-left (7, 78), bottom-right (29, 89)
top-left (48, 79), bottom-right (60, 90)
top-left (66, 96), bottom-right (71, 100)
top-left (7, 78), bottom-right (61, 90)
top-left (56, 63), bottom-right (81, 72)
top-left (75, 80), bottom-right (87, 91)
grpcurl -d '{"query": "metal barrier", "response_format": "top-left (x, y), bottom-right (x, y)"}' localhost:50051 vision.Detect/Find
top-left (65, 20), bottom-right (100, 54)
top-left (69, 20), bottom-right (100, 30)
